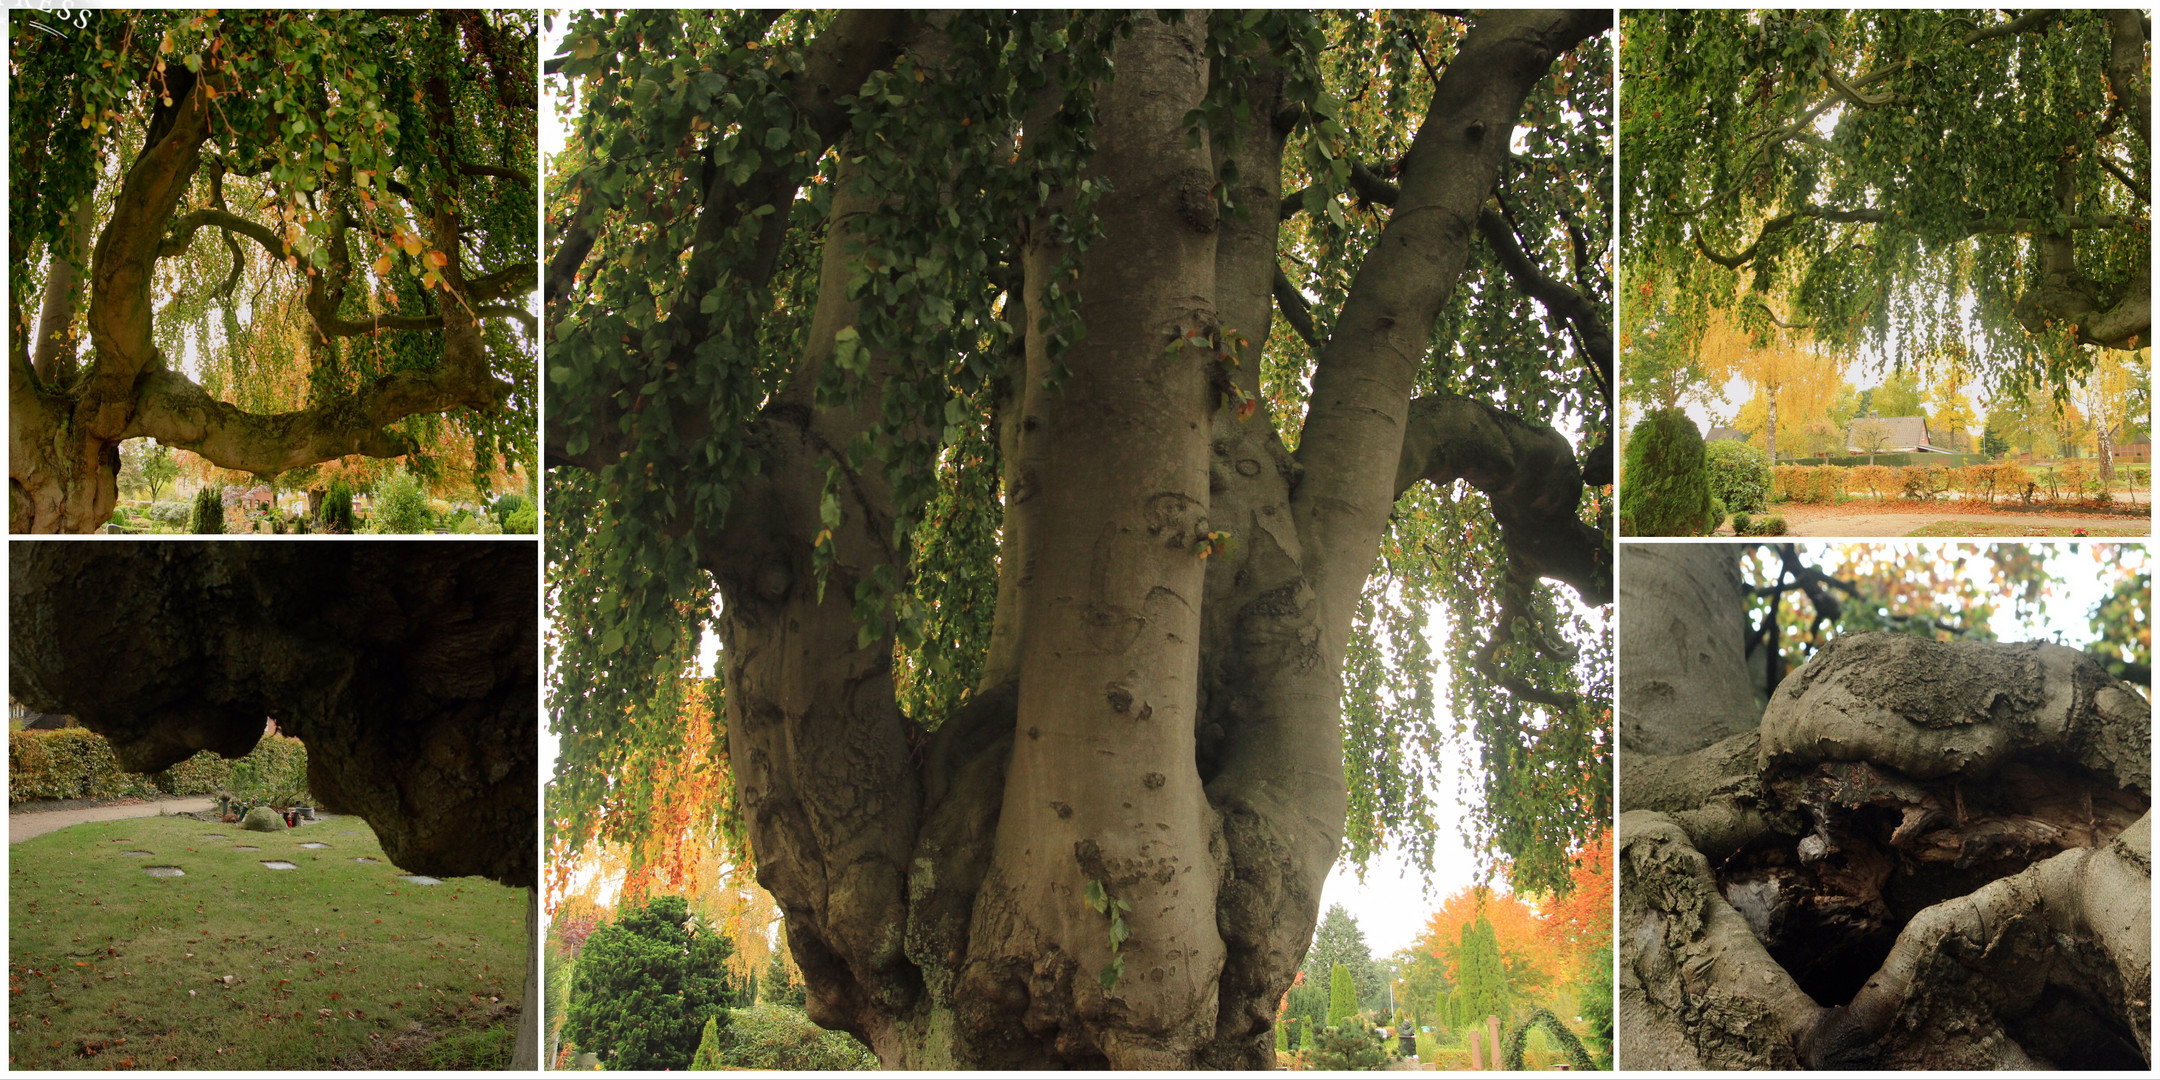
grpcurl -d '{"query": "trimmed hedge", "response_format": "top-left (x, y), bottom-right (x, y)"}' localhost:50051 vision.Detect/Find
top-left (9, 728), bottom-right (310, 805)
top-left (1786, 451), bottom-right (1988, 468)
top-left (1772, 464), bottom-right (1849, 504)
top-left (1619, 409), bottom-right (1711, 536)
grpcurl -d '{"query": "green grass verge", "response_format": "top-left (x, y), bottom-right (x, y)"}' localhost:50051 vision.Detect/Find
top-left (1901, 521), bottom-right (2148, 537)
top-left (9, 813), bottom-right (522, 1070)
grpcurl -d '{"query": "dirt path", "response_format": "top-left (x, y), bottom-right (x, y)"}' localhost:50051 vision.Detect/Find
top-left (8, 796), bottom-right (216, 843)
top-left (1754, 502), bottom-right (2150, 537)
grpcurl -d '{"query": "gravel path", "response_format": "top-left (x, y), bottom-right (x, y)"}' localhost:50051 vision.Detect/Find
top-left (1747, 502), bottom-right (2150, 537)
top-left (8, 796), bottom-right (217, 844)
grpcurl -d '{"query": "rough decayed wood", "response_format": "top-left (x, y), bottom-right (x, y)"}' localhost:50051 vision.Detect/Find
top-left (1622, 617), bottom-right (2152, 1070)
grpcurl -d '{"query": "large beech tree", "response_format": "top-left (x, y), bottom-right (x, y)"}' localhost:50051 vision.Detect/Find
top-left (545, 10), bottom-right (1612, 1069)
top-left (9, 9), bottom-right (538, 533)
top-left (1622, 10), bottom-right (2150, 396)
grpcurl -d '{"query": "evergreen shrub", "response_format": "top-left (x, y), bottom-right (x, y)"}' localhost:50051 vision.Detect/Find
top-left (1618, 409), bottom-right (1710, 535)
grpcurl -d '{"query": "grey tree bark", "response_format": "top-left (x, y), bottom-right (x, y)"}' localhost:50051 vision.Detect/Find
top-left (547, 9), bottom-right (1614, 1069)
top-left (1617, 545), bottom-right (2151, 1070)
top-left (9, 542), bottom-right (541, 1068)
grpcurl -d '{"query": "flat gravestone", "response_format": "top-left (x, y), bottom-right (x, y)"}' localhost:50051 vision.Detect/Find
top-left (121, 851), bottom-right (153, 857)
top-left (353, 857), bottom-right (381, 864)
top-left (400, 875), bottom-right (441, 886)
top-left (200, 834), bottom-right (227, 840)
top-left (299, 842), bottom-right (330, 849)
top-left (145, 866), bottom-right (185, 877)
top-left (260, 861), bottom-right (298, 870)
top-left (233, 845), bottom-right (261, 851)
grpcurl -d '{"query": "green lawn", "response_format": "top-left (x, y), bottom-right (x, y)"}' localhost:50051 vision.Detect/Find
top-left (1902, 520), bottom-right (2147, 537)
top-left (9, 813), bottom-right (523, 1070)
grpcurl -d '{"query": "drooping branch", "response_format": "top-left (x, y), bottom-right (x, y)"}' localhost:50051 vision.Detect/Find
top-left (1695, 204), bottom-right (2130, 269)
top-left (1682, 10), bottom-right (2063, 219)
top-left (159, 207), bottom-right (535, 337)
top-left (1476, 205), bottom-right (1613, 402)
top-left (1282, 158), bottom-right (1613, 405)
top-left (544, 11), bottom-right (915, 467)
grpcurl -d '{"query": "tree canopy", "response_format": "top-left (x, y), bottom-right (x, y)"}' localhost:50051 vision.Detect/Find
top-left (543, 10), bottom-right (1612, 1067)
top-left (1621, 10), bottom-right (2150, 402)
top-left (9, 9), bottom-right (538, 532)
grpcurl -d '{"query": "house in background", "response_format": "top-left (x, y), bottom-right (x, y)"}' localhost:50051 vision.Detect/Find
top-left (2110, 428), bottom-right (2150, 463)
top-left (1704, 425), bottom-right (1748, 444)
top-left (1846, 414), bottom-right (1953, 455)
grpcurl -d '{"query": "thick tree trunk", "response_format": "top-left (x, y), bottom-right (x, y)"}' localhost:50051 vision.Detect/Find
top-left (1617, 545), bottom-right (1758, 756)
top-left (1620, 597), bottom-right (2152, 1069)
top-left (657, 10), bottom-right (1614, 1069)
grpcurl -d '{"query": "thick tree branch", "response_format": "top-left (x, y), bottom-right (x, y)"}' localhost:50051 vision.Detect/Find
top-left (1271, 267), bottom-right (1325, 353)
top-left (459, 161), bottom-right (533, 186)
top-left (1395, 394), bottom-right (1608, 602)
top-left (2097, 153), bottom-right (2150, 204)
top-left (84, 64), bottom-right (218, 420)
top-left (122, 359), bottom-right (507, 476)
top-left (1293, 9), bottom-right (1611, 639)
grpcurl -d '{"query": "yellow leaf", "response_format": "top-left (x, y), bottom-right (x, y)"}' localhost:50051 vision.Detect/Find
top-left (426, 250), bottom-right (448, 268)
top-left (372, 256), bottom-right (392, 276)
top-left (160, 32), bottom-right (173, 53)
top-left (399, 234), bottom-right (423, 257)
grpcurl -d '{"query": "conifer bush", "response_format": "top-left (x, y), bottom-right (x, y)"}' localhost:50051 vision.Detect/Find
top-left (189, 486), bottom-right (225, 533)
top-left (1619, 409), bottom-right (1711, 535)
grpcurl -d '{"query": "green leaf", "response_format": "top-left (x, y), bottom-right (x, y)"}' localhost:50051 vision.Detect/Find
top-left (1082, 878), bottom-right (1108, 914)
top-left (1099, 954), bottom-right (1124, 990)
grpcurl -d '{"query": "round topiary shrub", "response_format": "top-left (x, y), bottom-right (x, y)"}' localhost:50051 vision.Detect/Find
top-left (1703, 439), bottom-right (1771, 513)
top-left (1619, 409), bottom-right (1712, 536)
top-left (189, 486), bottom-right (225, 534)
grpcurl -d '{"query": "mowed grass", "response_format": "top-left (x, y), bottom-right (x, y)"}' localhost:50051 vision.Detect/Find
top-left (1902, 520), bottom-right (2148, 537)
top-left (9, 813), bottom-right (523, 1070)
